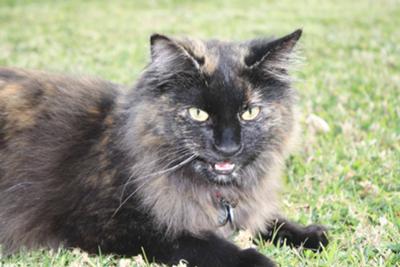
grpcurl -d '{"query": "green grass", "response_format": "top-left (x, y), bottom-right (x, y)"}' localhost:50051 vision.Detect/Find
top-left (0, 0), bottom-right (399, 266)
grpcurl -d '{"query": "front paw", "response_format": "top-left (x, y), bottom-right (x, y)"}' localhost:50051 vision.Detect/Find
top-left (238, 248), bottom-right (276, 267)
top-left (301, 224), bottom-right (329, 251)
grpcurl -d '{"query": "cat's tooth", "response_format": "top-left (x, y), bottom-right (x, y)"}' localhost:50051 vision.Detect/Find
top-left (214, 162), bottom-right (235, 171)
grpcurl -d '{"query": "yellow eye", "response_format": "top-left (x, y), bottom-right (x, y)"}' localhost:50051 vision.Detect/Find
top-left (188, 107), bottom-right (209, 122)
top-left (240, 106), bottom-right (261, 121)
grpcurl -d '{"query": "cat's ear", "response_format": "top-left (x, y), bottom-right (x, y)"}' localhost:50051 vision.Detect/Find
top-left (150, 34), bottom-right (204, 70)
top-left (244, 29), bottom-right (302, 77)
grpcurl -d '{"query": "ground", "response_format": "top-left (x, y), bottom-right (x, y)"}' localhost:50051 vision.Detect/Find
top-left (0, 0), bottom-right (399, 266)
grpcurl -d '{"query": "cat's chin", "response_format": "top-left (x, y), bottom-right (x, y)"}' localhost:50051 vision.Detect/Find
top-left (192, 158), bottom-right (240, 185)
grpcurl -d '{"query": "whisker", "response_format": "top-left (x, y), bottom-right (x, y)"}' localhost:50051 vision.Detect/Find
top-left (119, 147), bottom-right (191, 200)
top-left (127, 151), bottom-right (194, 184)
top-left (112, 153), bottom-right (197, 218)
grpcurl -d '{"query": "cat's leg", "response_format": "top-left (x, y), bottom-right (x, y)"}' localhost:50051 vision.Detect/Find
top-left (259, 217), bottom-right (329, 251)
top-left (161, 232), bottom-right (276, 267)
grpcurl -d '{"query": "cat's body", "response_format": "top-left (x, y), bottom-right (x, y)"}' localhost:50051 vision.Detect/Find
top-left (0, 30), bottom-right (327, 266)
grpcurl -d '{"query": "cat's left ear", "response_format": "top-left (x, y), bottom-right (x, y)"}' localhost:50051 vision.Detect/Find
top-left (150, 34), bottom-right (204, 71)
top-left (244, 29), bottom-right (302, 72)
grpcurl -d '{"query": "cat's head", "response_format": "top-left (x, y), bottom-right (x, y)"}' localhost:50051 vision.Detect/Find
top-left (127, 30), bottom-right (302, 187)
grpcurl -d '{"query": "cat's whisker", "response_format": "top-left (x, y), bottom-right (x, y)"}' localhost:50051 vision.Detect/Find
top-left (119, 149), bottom-right (194, 203)
top-left (112, 153), bottom-right (197, 218)
top-left (119, 147), bottom-right (193, 200)
top-left (4, 182), bottom-right (37, 193)
top-left (130, 146), bottom-right (191, 170)
top-left (127, 151), bottom-right (194, 183)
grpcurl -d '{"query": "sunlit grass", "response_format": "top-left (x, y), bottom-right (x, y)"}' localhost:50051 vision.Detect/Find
top-left (0, 0), bottom-right (399, 266)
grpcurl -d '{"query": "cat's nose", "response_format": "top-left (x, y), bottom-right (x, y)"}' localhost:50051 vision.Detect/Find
top-left (213, 127), bottom-right (242, 157)
top-left (213, 142), bottom-right (242, 157)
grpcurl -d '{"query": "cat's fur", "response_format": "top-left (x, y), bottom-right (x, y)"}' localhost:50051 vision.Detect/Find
top-left (0, 29), bottom-right (328, 266)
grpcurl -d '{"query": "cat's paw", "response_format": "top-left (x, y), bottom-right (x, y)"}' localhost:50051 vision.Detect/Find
top-left (301, 224), bottom-right (329, 251)
top-left (238, 248), bottom-right (276, 267)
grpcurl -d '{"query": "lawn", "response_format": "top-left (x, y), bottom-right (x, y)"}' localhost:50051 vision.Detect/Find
top-left (0, 0), bottom-right (399, 266)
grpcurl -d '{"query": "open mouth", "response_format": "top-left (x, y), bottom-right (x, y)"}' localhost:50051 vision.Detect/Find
top-left (194, 158), bottom-right (237, 176)
top-left (191, 157), bottom-right (239, 183)
top-left (213, 160), bottom-right (236, 175)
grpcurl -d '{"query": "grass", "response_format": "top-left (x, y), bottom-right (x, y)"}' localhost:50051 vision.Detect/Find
top-left (0, 0), bottom-right (399, 266)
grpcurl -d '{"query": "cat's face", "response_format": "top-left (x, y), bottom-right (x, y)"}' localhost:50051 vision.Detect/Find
top-left (136, 30), bottom-right (301, 186)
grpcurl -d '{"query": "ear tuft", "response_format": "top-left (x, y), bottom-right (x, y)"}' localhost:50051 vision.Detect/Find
top-left (285, 29), bottom-right (302, 45)
top-left (149, 33), bottom-right (176, 60)
top-left (245, 29), bottom-right (303, 68)
top-left (149, 33), bottom-right (205, 71)
top-left (244, 29), bottom-right (303, 82)
top-left (150, 33), bottom-right (170, 46)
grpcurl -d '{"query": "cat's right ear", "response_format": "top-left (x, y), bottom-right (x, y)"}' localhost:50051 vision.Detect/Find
top-left (244, 29), bottom-right (302, 81)
top-left (150, 34), bottom-right (202, 70)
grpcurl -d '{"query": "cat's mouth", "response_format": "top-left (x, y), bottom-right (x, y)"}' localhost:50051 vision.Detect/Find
top-left (213, 161), bottom-right (236, 175)
top-left (192, 158), bottom-right (238, 183)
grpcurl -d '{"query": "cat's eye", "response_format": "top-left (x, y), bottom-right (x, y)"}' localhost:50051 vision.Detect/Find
top-left (240, 106), bottom-right (261, 121)
top-left (188, 107), bottom-right (209, 122)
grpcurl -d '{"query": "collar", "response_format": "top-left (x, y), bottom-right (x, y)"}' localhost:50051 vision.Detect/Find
top-left (213, 190), bottom-right (238, 228)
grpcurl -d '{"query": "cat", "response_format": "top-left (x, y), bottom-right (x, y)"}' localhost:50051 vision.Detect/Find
top-left (0, 29), bottom-right (328, 267)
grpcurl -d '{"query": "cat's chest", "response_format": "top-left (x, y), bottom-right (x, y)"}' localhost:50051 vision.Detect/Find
top-left (138, 174), bottom-right (278, 238)
top-left (201, 185), bottom-right (278, 237)
top-left (192, 189), bottom-right (264, 237)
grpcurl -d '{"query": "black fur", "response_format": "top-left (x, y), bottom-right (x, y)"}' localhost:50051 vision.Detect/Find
top-left (0, 29), bottom-right (328, 267)
top-left (261, 218), bottom-right (329, 251)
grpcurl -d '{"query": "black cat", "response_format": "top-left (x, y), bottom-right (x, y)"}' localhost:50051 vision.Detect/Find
top-left (0, 29), bottom-right (328, 266)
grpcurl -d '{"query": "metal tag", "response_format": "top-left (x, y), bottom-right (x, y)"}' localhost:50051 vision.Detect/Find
top-left (218, 199), bottom-right (234, 227)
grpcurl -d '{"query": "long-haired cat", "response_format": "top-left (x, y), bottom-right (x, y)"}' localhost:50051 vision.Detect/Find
top-left (0, 29), bottom-right (328, 267)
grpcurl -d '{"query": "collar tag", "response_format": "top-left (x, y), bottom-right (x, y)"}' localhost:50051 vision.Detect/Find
top-left (218, 198), bottom-right (235, 227)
